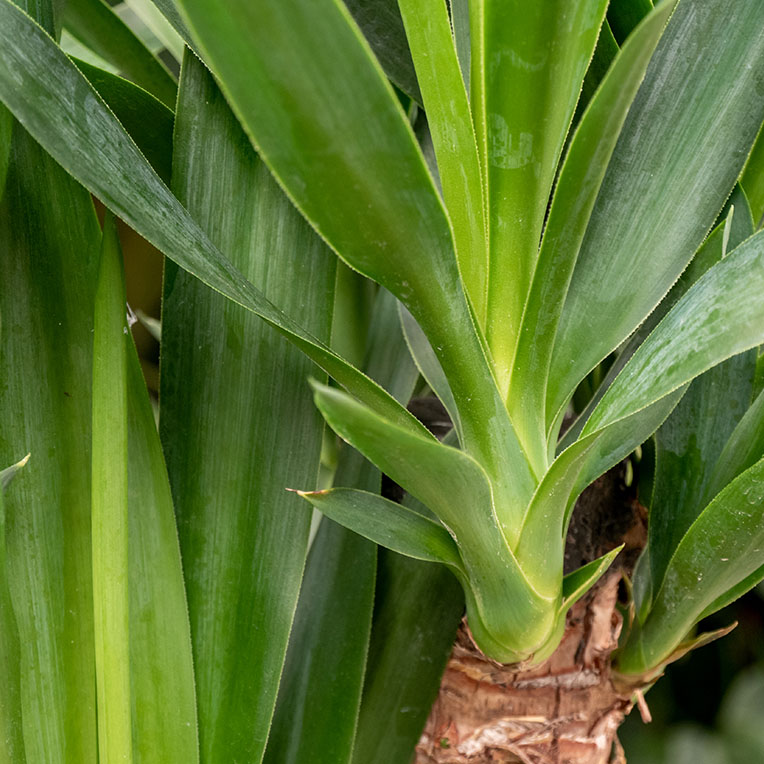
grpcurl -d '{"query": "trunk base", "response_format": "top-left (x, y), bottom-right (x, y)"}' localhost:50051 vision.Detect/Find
top-left (415, 571), bottom-right (634, 764)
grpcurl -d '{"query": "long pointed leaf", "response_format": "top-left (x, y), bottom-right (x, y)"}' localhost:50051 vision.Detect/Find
top-left (547, 0), bottom-right (764, 429)
top-left (159, 51), bottom-right (335, 762)
top-left (0, 0), bottom-right (425, 440)
top-left (91, 213), bottom-right (132, 762)
top-left (481, 0), bottom-right (608, 390)
top-left (584, 231), bottom-right (764, 435)
top-left (0, 124), bottom-right (99, 763)
top-left (508, 0), bottom-right (674, 471)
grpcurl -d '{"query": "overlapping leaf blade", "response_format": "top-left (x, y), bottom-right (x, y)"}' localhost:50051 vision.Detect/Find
top-left (480, 0), bottom-right (608, 390)
top-left (584, 231), bottom-right (764, 436)
top-left (547, 0), bottom-right (764, 430)
top-left (159, 51), bottom-right (335, 762)
top-left (508, 0), bottom-right (675, 471)
top-left (63, 0), bottom-right (177, 107)
top-left (0, 0), bottom-right (425, 439)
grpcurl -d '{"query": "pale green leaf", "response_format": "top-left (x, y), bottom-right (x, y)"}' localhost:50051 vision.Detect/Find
top-left (508, 0), bottom-right (675, 472)
top-left (298, 488), bottom-right (463, 569)
top-left (481, 0), bottom-right (608, 391)
top-left (561, 545), bottom-right (623, 612)
top-left (91, 212), bottom-right (132, 763)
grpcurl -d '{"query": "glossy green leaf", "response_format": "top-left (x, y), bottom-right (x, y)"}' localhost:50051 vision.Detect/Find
top-left (559, 203), bottom-right (738, 452)
top-left (607, 0), bottom-right (653, 44)
top-left (159, 50), bottom-right (334, 762)
top-left (518, 389), bottom-right (682, 596)
top-left (561, 545), bottom-right (623, 612)
top-left (123, 0), bottom-right (184, 61)
top-left (125, 339), bottom-right (198, 763)
top-left (508, 0), bottom-right (674, 472)
top-left (265, 286), bottom-right (417, 764)
top-left (637, 204), bottom-right (756, 615)
top-left (299, 488), bottom-right (463, 569)
top-left (172, 0), bottom-right (534, 511)
top-left (547, 0), bottom-right (764, 430)
top-left (0, 0), bottom-right (426, 441)
top-left (343, 0), bottom-right (421, 102)
top-left (72, 58), bottom-right (174, 183)
top-left (311, 381), bottom-right (553, 663)
top-left (63, 0), bottom-right (176, 107)
top-left (617, 457), bottom-right (764, 675)
top-left (0, 466), bottom-right (26, 762)
top-left (398, 0), bottom-right (486, 323)
top-left (705, 389), bottom-right (764, 506)
top-left (480, 0), bottom-right (608, 392)
top-left (351, 548), bottom-right (464, 764)
top-left (0, 124), bottom-right (99, 763)
top-left (584, 231), bottom-right (764, 436)
top-left (91, 213), bottom-right (132, 762)
top-left (742, 124), bottom-right (764, 229)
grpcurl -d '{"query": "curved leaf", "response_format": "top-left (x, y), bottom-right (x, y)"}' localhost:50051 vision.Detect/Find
top-left (548, 0), bottom-right (764, 429)
top-left (618, 456), bottom-right (764, 675)
top-left (508, 0), bottom-right (675, 471)
top-left (0, 0), bottom-right (427, 440)
top-left (298, 488), bottom-right (463, 569)
top-left (584, 231), bottom-right (764, 435)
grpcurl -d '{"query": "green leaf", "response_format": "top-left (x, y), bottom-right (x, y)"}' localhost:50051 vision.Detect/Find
top-left (171, 0), bottom-right (533, 505)
top-left (561, 545), bottom-right (623, 612)
top-left (617, 456), bottom-right (764, 675)
top-left (0, 467), bottom-right (26, 762)
top-left (298, 488), bottom-right (463, 569)
top-left (72, 57), bottom-right (174, 183)
top-left (63, 0), bottom-right (177, 107)
top-left (264, 514), bottom-right (376, 764)
top-left (398, 0), bottom-right (486, 323)
top-left (159, 51), bottom-right (334, 762)
top-left (607, 0), bottom-right (653, 44)
top-left (705, 389), bottom-right (764, 506)
top-left (123, 0), bottom-right (185, 61)
top-left (508, 0), bottom-right (675, 471)
top-left (547, 0), bottom-right (764, 430)
top-left (517, 389), bottom-right (683, 595)
top-left (91, 212), bottom-right (132, 763)
top-left (583, 231), bottom-right (764, 436)
top-left (0, 124), bottom-right (99, 763)
top-left (480, 0), bottom-right (608, 392)
top-left (343, 0), bottom-right (421, 103)
top-left (311, 381), bottom-right (554, 663)
top-left (351, 548), bottom-right (464, 764)
top-left (147, 0), bottom-right (194, 49)
top-left (0, 0), bottom-right (425, 440)
top-left (742, 123), bottom-right (764, 229)
top-left (265, 285), bottom-right (417, 764)
top-left (126, 339), bottom-right (198, 763)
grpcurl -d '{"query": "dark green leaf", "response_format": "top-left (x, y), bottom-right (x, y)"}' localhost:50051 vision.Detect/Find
top-left (548, 0), bottom-right (764, 430)
top-left (63, 0), bottom-right (177, 107)
top-left (159, 51), bottom-right (334, 762)
top-left (0, 0), bottom-right (425, 439)
top-left (607, 0), bottom-right (653, 44)
top-left (72, 57), bottom-right (174, 183)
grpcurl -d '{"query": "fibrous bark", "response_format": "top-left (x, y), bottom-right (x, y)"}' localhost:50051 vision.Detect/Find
top-left (416, 466), bottom-right (646, 764)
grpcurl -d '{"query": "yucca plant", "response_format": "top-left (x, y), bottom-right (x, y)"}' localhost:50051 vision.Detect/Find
top-left (1, 0), bottom-right (764, 761)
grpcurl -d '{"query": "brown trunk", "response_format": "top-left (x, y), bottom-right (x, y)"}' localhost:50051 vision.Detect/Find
top-left (415, 466), bottom-right (648, 764)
